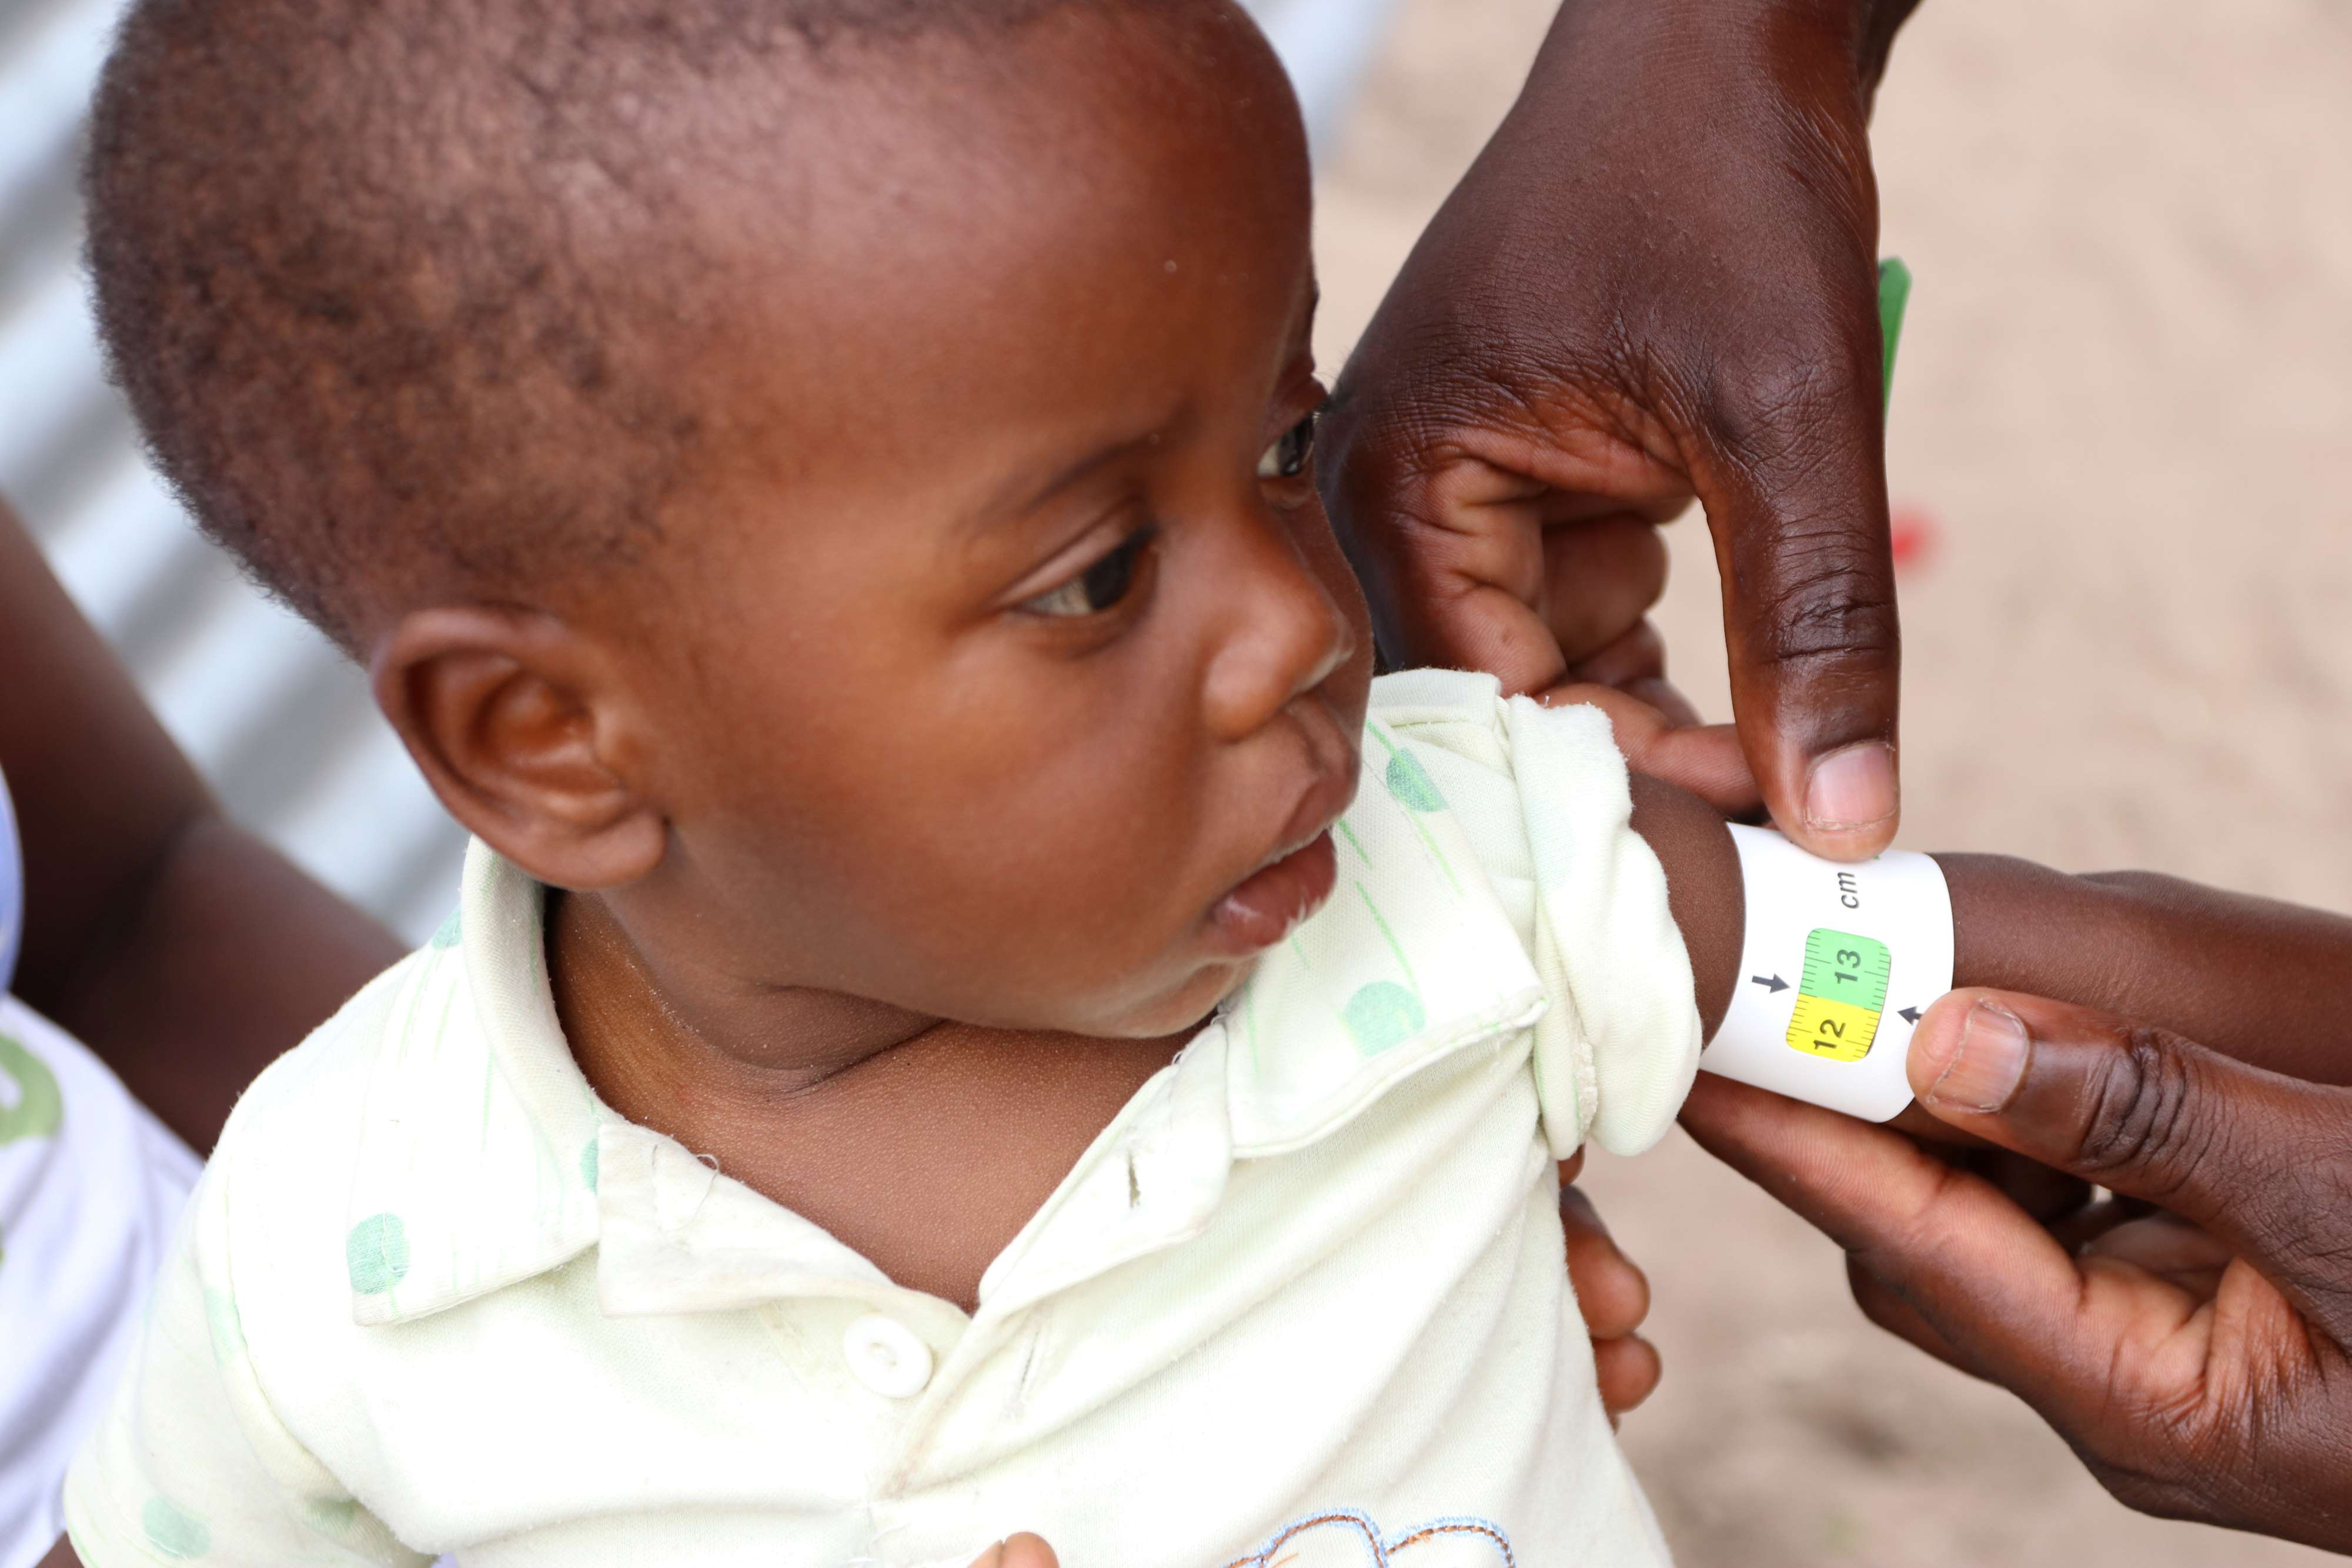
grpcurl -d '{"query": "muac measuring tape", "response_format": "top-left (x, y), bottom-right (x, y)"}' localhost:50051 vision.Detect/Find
top-left (1700, 824), bottom-right (1953, 1122)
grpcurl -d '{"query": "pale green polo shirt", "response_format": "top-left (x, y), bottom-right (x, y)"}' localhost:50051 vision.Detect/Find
top-left (65, 670), bottom-right (1700, 1568)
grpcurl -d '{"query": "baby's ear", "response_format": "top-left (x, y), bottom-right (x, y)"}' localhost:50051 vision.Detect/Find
top-left (370, 606), bottom-right (665, 890)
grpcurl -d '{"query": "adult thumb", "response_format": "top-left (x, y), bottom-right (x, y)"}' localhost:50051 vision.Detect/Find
top-left (1693, 287), bottom-right (1902, 862)
top-left (1908, 988), bottom-right (2352, 1334)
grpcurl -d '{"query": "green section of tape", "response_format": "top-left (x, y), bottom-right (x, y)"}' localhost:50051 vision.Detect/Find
top-left (1799, 928), bottom-right (1890, 1014)
top-left (1877, 256), bottom-right (1912, 413)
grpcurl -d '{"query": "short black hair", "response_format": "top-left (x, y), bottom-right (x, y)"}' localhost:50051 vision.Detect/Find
top-left (85, 0), bottom-right (1086, 646)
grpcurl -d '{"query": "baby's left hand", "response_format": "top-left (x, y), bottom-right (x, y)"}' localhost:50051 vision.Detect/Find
top-left (1559, 1152), bottom-right (1661, 1422)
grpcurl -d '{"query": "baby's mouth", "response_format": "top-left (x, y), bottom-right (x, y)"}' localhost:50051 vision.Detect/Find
top-left (1202, 696), bottom-right (1361, 955)
top-left (1206, 829), bottom-right (1339, 955)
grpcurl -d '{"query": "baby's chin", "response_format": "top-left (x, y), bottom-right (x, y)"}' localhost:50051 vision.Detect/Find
top-left (1072, 954), bottom-right (1264, 1044)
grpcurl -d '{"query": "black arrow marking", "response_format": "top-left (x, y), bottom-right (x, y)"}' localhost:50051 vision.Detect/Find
top-left (1898, 1007), bottom-right (1920, 1024)
top-left (1752, 974), bottom-right (1788, 994)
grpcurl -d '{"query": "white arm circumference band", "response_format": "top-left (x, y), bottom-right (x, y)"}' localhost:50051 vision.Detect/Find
top-left (1702, 824), bottom-right (1954, 1122)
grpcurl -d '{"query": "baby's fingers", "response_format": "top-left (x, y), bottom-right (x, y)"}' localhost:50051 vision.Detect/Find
top-left (969, 1535), bottom-right (1058, 1568)
top-left (1561, 1182), bottom-right (1651, 1341)
top-left (1559, 1174), bottom-right (1661, 1419)
top-left (1593, 1332), bottom-right (1662, 1422)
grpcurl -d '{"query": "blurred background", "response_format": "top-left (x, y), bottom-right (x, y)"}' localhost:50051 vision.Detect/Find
top-left (6, 0), bottom-right (2350, 1559)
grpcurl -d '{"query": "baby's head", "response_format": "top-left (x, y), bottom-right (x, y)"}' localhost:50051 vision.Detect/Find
top-left (88, 0), bottom-right (1371, 1038)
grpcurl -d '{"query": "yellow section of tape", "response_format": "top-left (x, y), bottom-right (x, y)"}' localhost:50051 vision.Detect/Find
top-left (1785, 994), bottom-right (1880, 1063)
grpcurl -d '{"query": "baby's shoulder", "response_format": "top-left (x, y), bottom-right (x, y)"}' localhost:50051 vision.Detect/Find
top-left (216, 945), bottom-right (437, 1183)
top-left (201, 943), bottom-right (463, 1342)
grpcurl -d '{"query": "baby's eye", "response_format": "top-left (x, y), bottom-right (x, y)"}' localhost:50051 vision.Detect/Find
top-left (1019, 525), bottom-right (1157, 618)
top-left (1257, 408), bottom-right (1319, 481)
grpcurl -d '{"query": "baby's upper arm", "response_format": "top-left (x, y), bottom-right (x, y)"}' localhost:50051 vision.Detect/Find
top-left (1374, 673), bottom-right (1709, 1157)
top-left (1624, 772), bottom-right (1740, 1039)
top-left (63, 1134), bottom-right (427, 1568)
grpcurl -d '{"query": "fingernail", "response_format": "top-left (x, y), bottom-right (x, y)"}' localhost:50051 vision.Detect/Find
top-left (1803, 741), bottom-right (1898, 834)
top-left (1924, 1000), bottom-right (2029, 1114)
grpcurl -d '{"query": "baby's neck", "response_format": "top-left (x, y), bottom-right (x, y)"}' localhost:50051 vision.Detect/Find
top-left (546, 890), bottom-right (1187, 1310)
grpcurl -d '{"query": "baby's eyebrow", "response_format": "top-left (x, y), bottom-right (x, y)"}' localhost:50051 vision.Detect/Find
top-left (965, 404), bottom-right (1187, 535)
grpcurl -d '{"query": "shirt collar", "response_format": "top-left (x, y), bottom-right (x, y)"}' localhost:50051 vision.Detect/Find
top-left (346, 839), bottom-right (605, 1326)
top-left (348, 716), bottom-right (1546, 1326)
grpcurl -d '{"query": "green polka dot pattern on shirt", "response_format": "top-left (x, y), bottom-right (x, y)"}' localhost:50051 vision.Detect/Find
top-left (1343, 981), bottom-right (1426, 1055)
top-left (142, 1496), bottom-right (210, 1560)
top-left (0, 1031), bottom-right (62, 1144)
top-left (580, 1135), bottom-right (600, 1192)
top-left (429, 910), bottom-right (463, 950)
top-left (1383, 750), bottom-right (1444, 813)
top-left (305, 1497), bottom-right (362, 1537)
top-left (346, 1212), bottom-right (411, 1295)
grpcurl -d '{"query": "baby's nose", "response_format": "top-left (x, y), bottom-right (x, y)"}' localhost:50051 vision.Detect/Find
top-left (1201, 519), bottom-right (1355, 743)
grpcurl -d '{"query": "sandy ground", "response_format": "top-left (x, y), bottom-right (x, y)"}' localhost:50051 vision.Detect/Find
top-left (1312, 2), bottom-right (2352, 1564)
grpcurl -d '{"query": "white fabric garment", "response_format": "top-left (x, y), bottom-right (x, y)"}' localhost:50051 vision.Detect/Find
top-left (0, 763), bottom-right (202, 1568)
top-left (0, 768), bottom-right (20, 992)
top-left (65, 672), bottom-right (1702, 1568)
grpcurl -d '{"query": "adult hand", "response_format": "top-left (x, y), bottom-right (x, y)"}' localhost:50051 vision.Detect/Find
top-left (1682, 988), bottom-right (2352, 1553)
top-left (1320, 0), bottom-right (1920, 855)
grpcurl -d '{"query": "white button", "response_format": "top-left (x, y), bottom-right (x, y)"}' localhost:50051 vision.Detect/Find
top-left (842, 1314), bottom-right (933, 1399)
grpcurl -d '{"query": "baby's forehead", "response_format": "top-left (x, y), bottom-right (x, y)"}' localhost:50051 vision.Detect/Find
top-left (655, 9), bottom-right (1314, 476)
top-left (687, 8), bottom-right (1301, 273)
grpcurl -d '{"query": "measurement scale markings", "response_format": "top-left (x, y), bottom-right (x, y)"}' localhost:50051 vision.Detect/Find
top-left (1786, 929), bottom-right (1891, 1062)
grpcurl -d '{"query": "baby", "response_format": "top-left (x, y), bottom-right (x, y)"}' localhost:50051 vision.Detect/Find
top-left (59, 2), bottom-right (2300, 1565)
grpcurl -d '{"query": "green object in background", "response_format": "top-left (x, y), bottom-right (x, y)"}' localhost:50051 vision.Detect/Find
top-left (1877, 256), bottom-right (1912, 412)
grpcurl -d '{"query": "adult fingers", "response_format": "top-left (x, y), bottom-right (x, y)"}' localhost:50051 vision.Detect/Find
top-left (1320, 397), bottom-right (1696, 698)
top-left (1324, 452), bottom-right (1569, 696)
top-left (1969, 1147), bottom-right (2097, 1229)
top-left (2082, 1214), bottom-right (2235, 1302)
top-left (1908, 989), bottom-right (2352, 1339)
top-left (1538, 683), bottom-right (1760, 817)
top-left (1565, 622), bottom-right (1702, 729)
top-left (1845, 1256), bottom-right (1983, 1379)
top-left (1679, 1071), bottom-right (2163, 1421)
top-left (1695, 292), bottom-right (1902, 862)
top-left (1540, 516), bottom-right (1670, 666)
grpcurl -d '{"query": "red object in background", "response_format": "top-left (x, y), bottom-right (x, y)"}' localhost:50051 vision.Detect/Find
top-left (1890, 505), bottom-right (1941, 573)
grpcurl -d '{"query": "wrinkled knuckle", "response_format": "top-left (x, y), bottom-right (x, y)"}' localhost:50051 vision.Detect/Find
top-left (2074, 1029), bottom-right (2210, 1199)
top-left (1749, 550), bottom-right (1900, 686)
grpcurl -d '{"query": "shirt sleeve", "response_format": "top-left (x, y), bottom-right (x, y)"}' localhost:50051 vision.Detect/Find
top-left (62, 1153), bottom-right (430, 1568)
top-left (1374, 671), bottom-right (1701, 1159)
top-left (1497, 694), bottom-right (1700, 1156)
